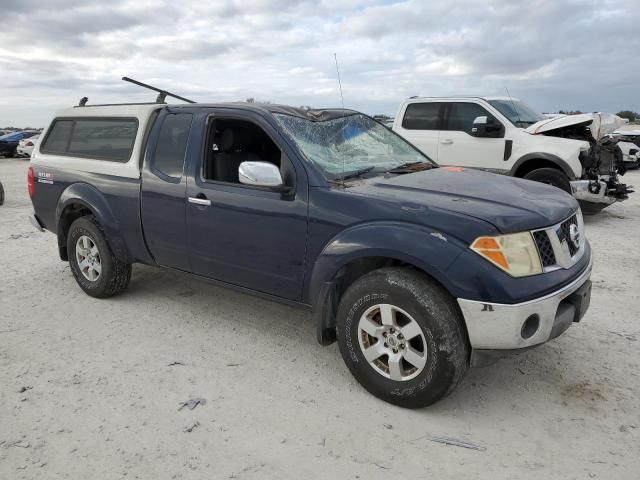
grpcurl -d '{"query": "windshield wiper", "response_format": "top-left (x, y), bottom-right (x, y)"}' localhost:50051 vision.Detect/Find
top-left (339, 166), bottom-right (375, 180)
top-left (387, 161), bottom-right (433, 174)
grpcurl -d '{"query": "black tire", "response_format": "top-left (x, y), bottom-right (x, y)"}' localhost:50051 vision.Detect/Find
top-left (523, 167), bottom-right (571, 193)
top-left (0, 182), bottom-right (4, 205)
top-left (67, 216), bottom-right (131, 298)
top-left (6, 149), bottom-right (16, 158)
top-left (336, 267), bottom-right (469, 408)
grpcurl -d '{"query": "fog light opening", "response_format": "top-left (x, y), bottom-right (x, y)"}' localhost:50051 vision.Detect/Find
top-left (521, 314), bottom-right (540, 339)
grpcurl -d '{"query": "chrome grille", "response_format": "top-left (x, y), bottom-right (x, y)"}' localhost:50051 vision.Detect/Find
top-left (532, 211), bottom-right (584, 272)
top-left (559, 215), bottom-right (579, 257)
top-left (533, 230), bottom-right (556, 267)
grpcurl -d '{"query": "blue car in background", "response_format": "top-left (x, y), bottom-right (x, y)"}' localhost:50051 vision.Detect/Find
top-left (0, 131), bottom-right (40, 157)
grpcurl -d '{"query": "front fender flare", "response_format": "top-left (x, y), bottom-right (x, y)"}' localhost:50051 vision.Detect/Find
top-left (56, 182), bottom-right (131, 262)
top-left (307, 222), bottom-right (467, 343)
top-left (510, 152), bottom-right (577, 179)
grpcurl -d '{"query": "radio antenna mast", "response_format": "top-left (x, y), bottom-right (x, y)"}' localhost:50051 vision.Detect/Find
top-left (333, 53), bottom-right (345, 110)
top-left (505, 86), bottom-right (520, 126)
top-left (122, 76), bottom-right (196, 104)
top-left (334, 53), bottom-right (347, 188)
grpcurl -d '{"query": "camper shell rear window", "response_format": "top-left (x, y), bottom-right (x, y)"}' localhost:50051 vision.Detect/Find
top-left (41, 117), bottom-right (138, 162)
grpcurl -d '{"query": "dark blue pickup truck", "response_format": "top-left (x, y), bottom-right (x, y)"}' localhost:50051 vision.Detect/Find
top-left (28, 101), bottom-right (593, 407)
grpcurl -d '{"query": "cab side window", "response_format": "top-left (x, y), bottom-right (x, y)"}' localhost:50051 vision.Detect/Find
top-left (401, 103), bottom-right (443, 130)
top-left (446, 103), bottom-right (494, 135)
top-left (153, 113), bottom-right (193, 179)
top-left (203, 118), bottom-right (283, 185)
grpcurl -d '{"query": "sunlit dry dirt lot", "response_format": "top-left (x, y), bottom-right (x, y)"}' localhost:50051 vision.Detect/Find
top-left (1, 158), bottom-right (639, 479)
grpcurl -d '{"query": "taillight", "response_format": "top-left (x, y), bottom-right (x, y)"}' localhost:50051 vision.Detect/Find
top-left (26, 141), bottom-right (34, 147)
top-left (28, 166), bottom-right (34, 198)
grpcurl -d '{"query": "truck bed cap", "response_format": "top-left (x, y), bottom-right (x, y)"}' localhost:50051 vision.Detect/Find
top-left (62, 102), bottom-right (358, 122)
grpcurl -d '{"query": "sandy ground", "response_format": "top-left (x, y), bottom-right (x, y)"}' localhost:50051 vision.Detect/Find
top-left (1, 158), bottom-right (639, 479)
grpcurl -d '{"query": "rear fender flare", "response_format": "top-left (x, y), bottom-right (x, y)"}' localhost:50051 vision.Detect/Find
top-left (56, 183), bottom-right (131, 262)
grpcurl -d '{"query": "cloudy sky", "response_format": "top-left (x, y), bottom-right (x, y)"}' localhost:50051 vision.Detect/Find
top-left (1, 0), bottom-right (639, 127)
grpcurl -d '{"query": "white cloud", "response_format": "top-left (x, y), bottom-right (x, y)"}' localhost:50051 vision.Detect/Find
top-left (1, 0), bottom-right (639, 127)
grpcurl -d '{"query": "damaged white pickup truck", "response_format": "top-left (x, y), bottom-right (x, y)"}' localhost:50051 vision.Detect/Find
top-left (393, 97), bottom-right (633, 213)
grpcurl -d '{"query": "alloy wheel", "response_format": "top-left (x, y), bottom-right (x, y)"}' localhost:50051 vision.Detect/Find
top-left (357, 303), bottom-right (427, 381)
top-left (75, 235), bottom-right (102, 281)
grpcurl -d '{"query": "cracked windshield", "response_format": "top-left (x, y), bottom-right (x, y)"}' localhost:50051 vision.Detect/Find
top-left (275, 113), bottom-right (433, 180)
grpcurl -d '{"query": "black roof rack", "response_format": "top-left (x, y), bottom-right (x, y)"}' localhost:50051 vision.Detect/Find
top-left (77, 76), bottom-right (196, 107)
top-left (74, 102), bottom-right (163, 108)
top-left (122, 76), bottom-right (196, 104)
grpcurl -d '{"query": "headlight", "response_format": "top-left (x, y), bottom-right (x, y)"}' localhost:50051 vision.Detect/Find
top-left (470, 232), bottom-right (542, 277)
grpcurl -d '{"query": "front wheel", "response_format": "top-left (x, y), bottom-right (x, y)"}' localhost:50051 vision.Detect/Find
top-left (336, 267), bottom-right (469, 408)
top-left (67, 216), bottom-right (132, 298)
top-left (523, 167), bottom-right (571, 193)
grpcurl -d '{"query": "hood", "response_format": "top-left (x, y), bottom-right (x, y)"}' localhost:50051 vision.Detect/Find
top-left (526, 113), bottom-right (625, 141)
top-left (350, 168), bottom-right (577, 233)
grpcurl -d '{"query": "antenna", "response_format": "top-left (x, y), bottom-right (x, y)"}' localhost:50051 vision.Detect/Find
top-left (122, 76), bottom-right (196, 104)
top-left (505, 86), bottom-right (521, 126)
top-left (334, 53), bottom-right (347, 187)
top-left (333, 53), bottom-right (345, 110)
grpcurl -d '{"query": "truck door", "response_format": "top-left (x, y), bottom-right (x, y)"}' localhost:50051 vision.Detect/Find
top-left (141, 110), bottom-right (194, 270)
top-left (393, 101), bottom-right (443, 162)
top-left (437, 102), bottom-right (506, 170)
top-left (185, 109), bottom-right (308, 301)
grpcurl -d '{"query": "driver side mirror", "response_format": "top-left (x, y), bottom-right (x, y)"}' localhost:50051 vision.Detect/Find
top-left (471, 116), bottom-right (488, 137)
top-left (239, 161), bottom-right (286, 189)
top-left (471, 115), bottom-right (503, 138)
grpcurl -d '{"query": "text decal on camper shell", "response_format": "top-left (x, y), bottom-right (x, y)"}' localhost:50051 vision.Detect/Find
top-left (37, 171), bottom-right (54, 184)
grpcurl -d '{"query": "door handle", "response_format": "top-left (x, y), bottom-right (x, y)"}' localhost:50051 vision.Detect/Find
top-left (440, 139), bottom-right (454, 145)
top-left (188, 195), bottom-right (211, 207)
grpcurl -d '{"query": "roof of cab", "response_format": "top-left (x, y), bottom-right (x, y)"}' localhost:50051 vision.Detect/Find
top-left (403, 95), bottom-right (519, 102)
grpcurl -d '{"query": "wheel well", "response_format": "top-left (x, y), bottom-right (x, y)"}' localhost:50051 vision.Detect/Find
top-left (57, 203), bottom-right (94, 260)
top-left (317, 256), bottom-right (467, 346)
top-left (513, 159), bottom-right (564, 178)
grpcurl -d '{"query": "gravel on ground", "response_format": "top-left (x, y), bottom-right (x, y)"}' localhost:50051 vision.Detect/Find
top-left (1, 158), bottom-right (638, 479)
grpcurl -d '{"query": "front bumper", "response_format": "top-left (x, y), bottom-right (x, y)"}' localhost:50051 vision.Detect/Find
top-left (457, 253), bottom-right (593, 353)
top-left (570, 179), bottom-right (616, 205)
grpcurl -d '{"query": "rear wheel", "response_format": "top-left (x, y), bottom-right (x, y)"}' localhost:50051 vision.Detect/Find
top-left (67, 216), bottom-right (131, 298)
top-left (0, 181), bottom-right (4, 205)
top-left (335, 267), bottom-right (469, 408)
top-left (523, 167), bottom-right (571, 193)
